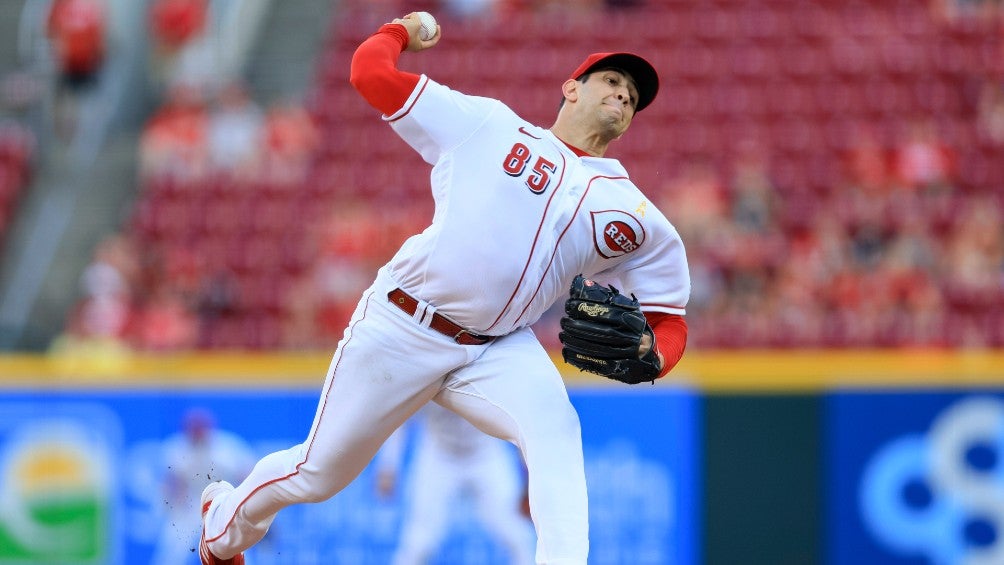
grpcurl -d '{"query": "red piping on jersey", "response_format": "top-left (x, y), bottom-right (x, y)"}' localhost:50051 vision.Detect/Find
top-left (389, 78), bottom-right (430, 123)
top-left (485, 152), bottom-right (569, 332)
top-left (508, 175), bottom-right (624, 330)
top-left (205, 293), bottom-right (374, 545)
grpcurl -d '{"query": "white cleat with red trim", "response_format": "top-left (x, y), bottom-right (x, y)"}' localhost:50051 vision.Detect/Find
top-left (199, 481), bottom-right (244, 565)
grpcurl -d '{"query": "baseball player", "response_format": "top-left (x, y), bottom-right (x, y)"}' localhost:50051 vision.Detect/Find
top-left (153, 408), bottom-right (255, 565)
top-left (376, 402), bottom-right (535, 564)
top-left (198, 11), bottom-right (690, 565)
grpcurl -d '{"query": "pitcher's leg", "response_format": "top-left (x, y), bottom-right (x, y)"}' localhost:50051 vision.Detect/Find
top-left (203, 291), bottom-right (470, 559)
top-left (470, 444), bottom-right (536, 565)
top-left (438, 328), bottom-right (589, 565)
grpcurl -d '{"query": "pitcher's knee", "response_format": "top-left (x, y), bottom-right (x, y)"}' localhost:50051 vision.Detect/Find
top-left (293, 463), bottom-right (355, 503)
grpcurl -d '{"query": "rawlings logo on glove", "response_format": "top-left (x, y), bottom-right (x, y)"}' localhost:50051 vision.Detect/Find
top-left (557, 274), bottom-right (662, 385)
top-left (576, 303), bottom-right (610, 317)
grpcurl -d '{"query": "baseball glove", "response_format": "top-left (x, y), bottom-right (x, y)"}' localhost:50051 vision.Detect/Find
top-left (558, 274), bottom-right (662, 385)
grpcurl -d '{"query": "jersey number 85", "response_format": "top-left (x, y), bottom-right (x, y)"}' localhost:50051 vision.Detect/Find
top-left (502, 142), bottom-right (557, 195)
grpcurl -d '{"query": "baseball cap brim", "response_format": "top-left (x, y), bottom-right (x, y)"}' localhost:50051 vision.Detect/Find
top-left (569, 52), bottom-right (659, 112)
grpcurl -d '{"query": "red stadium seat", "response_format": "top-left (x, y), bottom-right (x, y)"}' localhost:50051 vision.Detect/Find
top-left (104, 0), bottom-right (1004, 350)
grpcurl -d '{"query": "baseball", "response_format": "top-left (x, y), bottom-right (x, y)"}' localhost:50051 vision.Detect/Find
top-left (417, 11), bottom-right (437, 41)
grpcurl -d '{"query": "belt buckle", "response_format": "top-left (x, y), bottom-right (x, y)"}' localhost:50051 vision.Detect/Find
top-left (454, 329), bottom-right (487, 345)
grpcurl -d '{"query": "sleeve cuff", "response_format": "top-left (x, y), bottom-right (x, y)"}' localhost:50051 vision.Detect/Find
top-left (378, 23), bottom-right (410, 51)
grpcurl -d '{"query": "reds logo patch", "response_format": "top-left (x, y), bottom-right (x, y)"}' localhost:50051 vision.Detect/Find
top-left (591, 210), bottom-right (645, 258)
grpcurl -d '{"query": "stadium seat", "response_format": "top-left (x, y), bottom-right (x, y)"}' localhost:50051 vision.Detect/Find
top-left (102, 0), bottom-right (1004, 350)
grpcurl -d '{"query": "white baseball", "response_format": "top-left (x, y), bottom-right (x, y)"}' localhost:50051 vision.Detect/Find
top-left (416, 11), bottom-right (437, 41)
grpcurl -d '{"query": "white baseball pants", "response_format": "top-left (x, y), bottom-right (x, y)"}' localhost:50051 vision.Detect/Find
top-left (202, 269), bottom-right (589, 564)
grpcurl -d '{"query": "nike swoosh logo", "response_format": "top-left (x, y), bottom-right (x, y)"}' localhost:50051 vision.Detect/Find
top-left (518, 126), bottom-right (541, 139)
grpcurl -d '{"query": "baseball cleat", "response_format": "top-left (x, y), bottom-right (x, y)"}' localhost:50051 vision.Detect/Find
top-left (199, 481), bottom-right (244, 565)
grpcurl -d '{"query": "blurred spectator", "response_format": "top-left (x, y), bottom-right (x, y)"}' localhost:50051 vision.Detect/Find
top-left (48, 294), bottom-right (134, 366)
top-left (0, 120), bottom-right (36, 244)
top-left (770, 234), bottom-right (827, 345)
top-left (139, 83), bottom-right (209, 180)
top-left (79, 233), bottom-right (141, 302)
top-left (148, 0), bottom-right (212, 91)
top-left (207, 81), bottom-right (265, 177)
top-left (106, 0), bottom-right (1004, 352)
top-left (670, 132), bottom-right (998, 349)
top-left (71, 291), bottom-right (133, 343)
top-left (131, 283), bottom-right (199, 351)
top-left (890, 118), bottom-right (956, 193)
top-left (195, 267), bottom-right (240, 347)
top-left (49, 233), bottom-right (140, 360)
top-left (976, 79), bottom-right (1004, 145)
top-left (159, 245), bottom-right (203, 303)
top-left (311, 200), bottom-right (383, 341)
top-left (261, 98), bottom-right (320, 184)
top-left (658, 157), bottom-right (729, 243)
top-left (278, 201), bottom-right (369, 350)
top-left (657, 158), bottom-right (731, 316)
top-left (46, 0), bottom-right (106, 87)
top-left (842, 123), bottom-right (892, 194)
top-left (880, 218), bottom-right (946, 346)
top-left (729, 141), bottom-right (779, 234)
top-left (45, 0), bottom-right (106, 138)
top-left (278, 199), bottom-right (430, 349)
top-left (130, 243), bottom-right (212, 351)
top-left (280, 271), bottom-right (325, 350)
top-left (149, 0), bottom-right (206, 51)
top-left (940, 195), bottom-right (1004, 347)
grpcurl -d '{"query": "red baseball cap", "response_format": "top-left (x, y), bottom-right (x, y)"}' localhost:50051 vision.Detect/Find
top-left (569, 52), bottom-right (659, 112)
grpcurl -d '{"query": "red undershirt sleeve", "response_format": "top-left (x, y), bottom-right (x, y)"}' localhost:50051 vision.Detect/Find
top-left (645, 312), bottom-right (689, 379)
top-left (349, 23), bottom-right (422, 116)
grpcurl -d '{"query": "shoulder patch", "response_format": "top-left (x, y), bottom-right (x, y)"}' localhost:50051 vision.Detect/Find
top-left (591, 210), bottom-right (646, 258)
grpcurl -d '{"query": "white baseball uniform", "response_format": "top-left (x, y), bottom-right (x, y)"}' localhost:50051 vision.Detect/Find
top-left (201, 23), bottom-right (690, 565)
top-left (377, 403), bottom-right (535, 564)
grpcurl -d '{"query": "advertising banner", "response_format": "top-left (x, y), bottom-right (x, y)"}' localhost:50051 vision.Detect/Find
top-left (0, 386), bottom-right (698, 565)
top-left (827, 391), bottom-right (1004, 565)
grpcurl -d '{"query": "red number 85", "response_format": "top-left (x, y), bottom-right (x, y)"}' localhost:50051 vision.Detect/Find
top-left (502, 143), bottom-right (557, 194)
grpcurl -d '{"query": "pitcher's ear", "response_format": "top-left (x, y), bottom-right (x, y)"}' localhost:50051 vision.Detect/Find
top-left (561, 78), bottom-right (580, 104)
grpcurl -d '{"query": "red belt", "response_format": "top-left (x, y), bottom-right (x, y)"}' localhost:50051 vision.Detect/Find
top-left (387, 288), bottom-right (493, 346)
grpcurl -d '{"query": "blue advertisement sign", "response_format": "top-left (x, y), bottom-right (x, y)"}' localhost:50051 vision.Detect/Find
top-left (0, 386), bottom-right (698, 565)
top-left (573, 388), bottom-right (700, 565)
top-left (827, 391), bottom-right (1004, 565)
